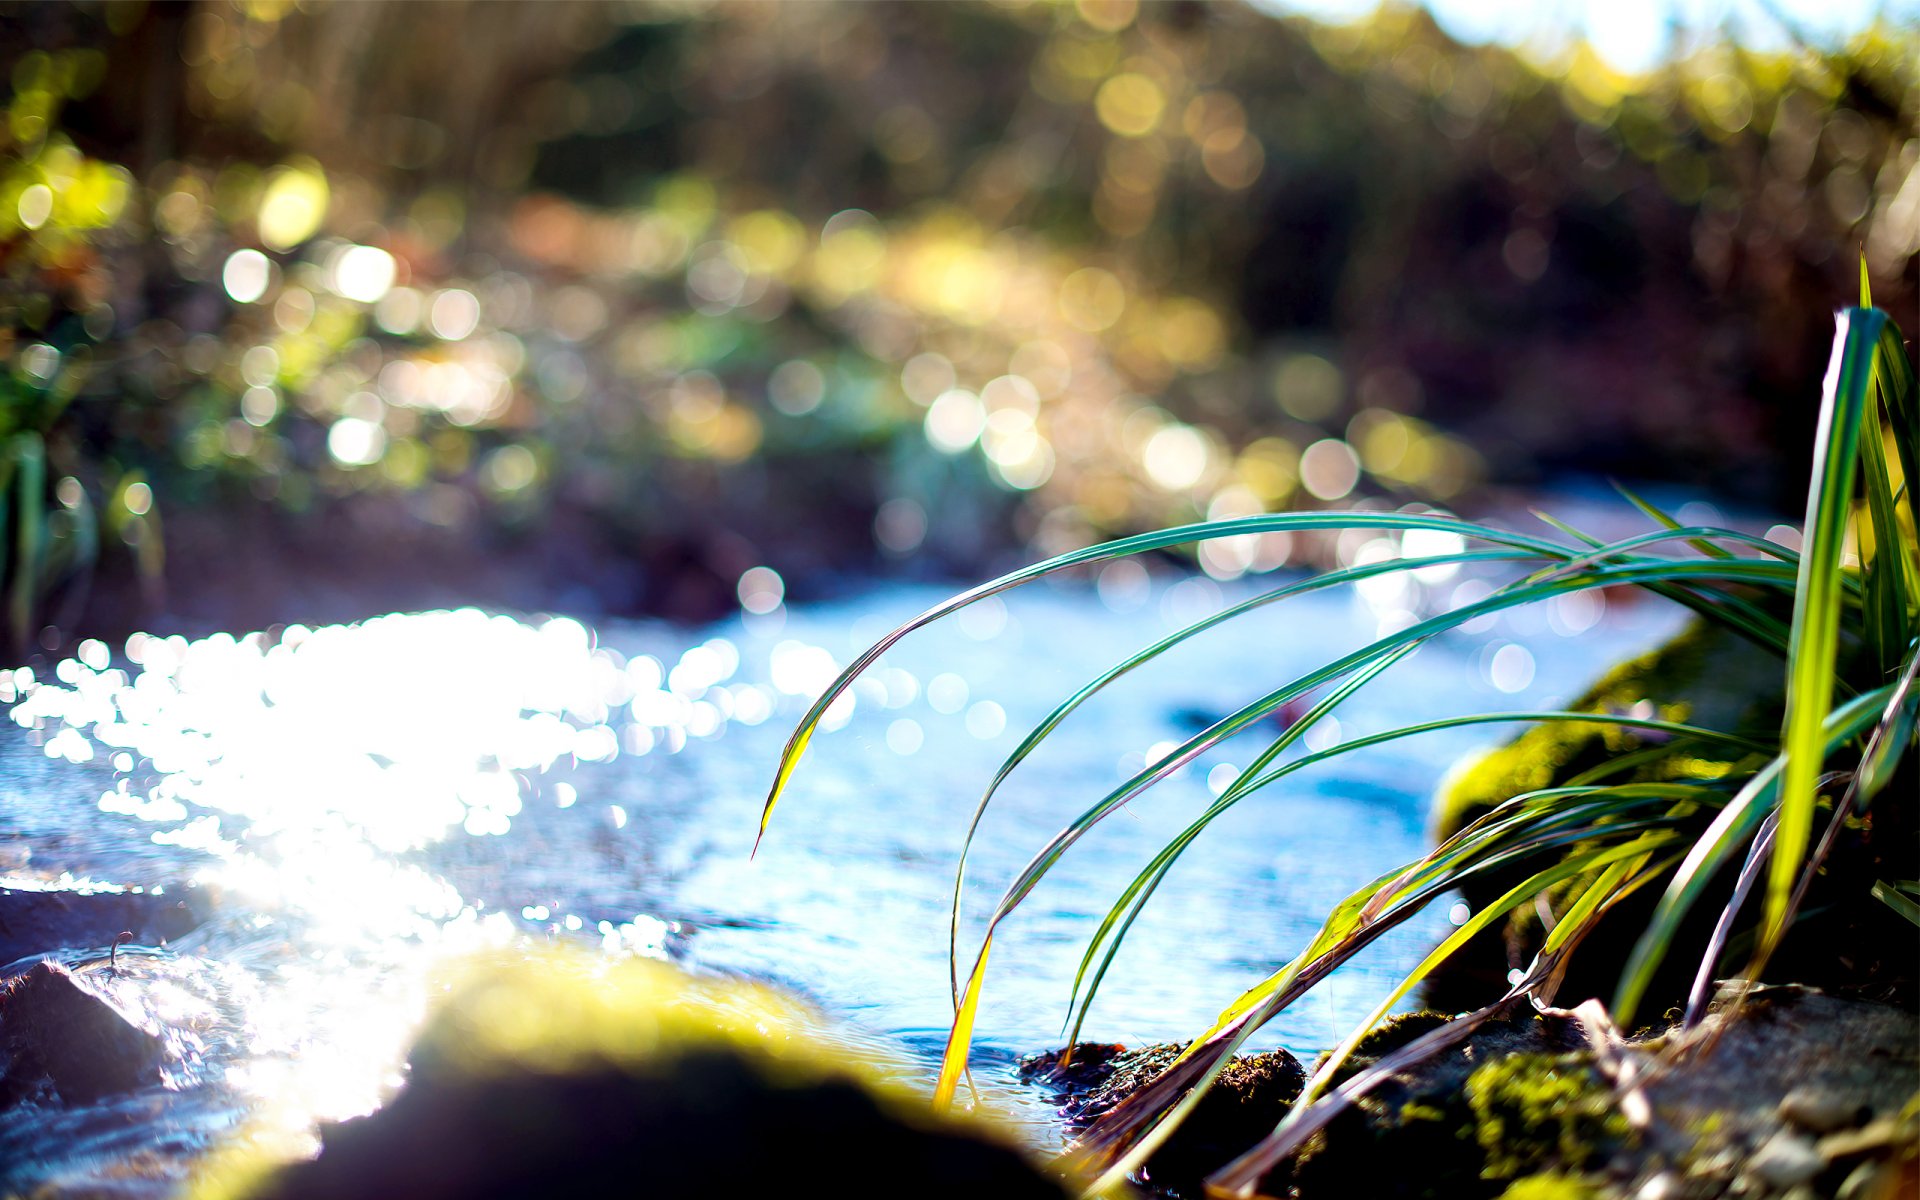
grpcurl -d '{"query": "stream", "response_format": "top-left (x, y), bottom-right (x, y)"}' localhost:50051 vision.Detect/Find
top-left (0, 563), bottom-right (1683, 1195)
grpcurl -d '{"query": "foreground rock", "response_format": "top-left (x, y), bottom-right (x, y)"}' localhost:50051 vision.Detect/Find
top-left (1044, 988), bottom-right (1915, 1199)
top-left (1022, 1042), bottom-right (1306, 1197)
top-left (198, 953), bottom-right (1067, 1200)
top-left (0, 960), bottom-right (168, 1108)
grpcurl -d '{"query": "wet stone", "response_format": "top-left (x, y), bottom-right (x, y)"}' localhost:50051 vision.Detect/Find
top-left (1777, 1086), bottom-right (1868, 1134)
top-left (1020, 1041), bottom-right (1305, 1197)
top-left (0, 882), bottom-right (207, 967)
top-left (0, 960), bottom-right (167, 1107)
top-left (1744, 1131), bottom-right (1824, 1189)
top-left (1817, 1117), bottom-right (1903, 1162)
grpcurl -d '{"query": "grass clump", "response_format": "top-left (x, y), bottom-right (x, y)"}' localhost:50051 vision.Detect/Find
top-left (758, 297), bottom-right (1918, 1197)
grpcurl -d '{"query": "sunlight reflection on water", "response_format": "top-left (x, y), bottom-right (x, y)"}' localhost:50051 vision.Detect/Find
top-left (0, 569), bottom-right (1683, 1191)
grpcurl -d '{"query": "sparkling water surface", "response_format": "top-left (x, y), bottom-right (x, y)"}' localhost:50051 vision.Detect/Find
top-left (0, 569), bottom-right (1682, 1193)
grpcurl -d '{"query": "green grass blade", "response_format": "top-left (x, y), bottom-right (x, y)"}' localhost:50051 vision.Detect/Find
top-left (1858, 640), bottom-right (1919, 799)
top-left (1526, 509), bottom-right (1798, 654)
top-left (756, 511), bottom-right (1576, 848)
top-left (1872, 320), bottom-right (1917, 510)
top-left (947, 549), bottom-right (1526, 1008)
top-left (1614, 682), bottom-right (1890, 1025)
top-left (1766, 307), bottom-right (1888, 945)
top-left (1209, 849), bottom-right (1685, 1197)
top-left (1871, 880), bottom-right (1920, 927)
top-left (1682, 810), bottom-right (1777, 1026)
top-left (978, 560), bottom-right (1784, 941)
top-left (1560, 741), bottom-right (1737, 788)
top-left (1611, 483), bottom-right (1734, 559)
top-left (1060, 639), bottom-right (1420, 1041)
top-left (1537, 524), bottom-right (1798, 576)
top-left (1858, 377), bottom-right (1913, 677)
top-left (1076, 808), bottom-right (1695, 1191)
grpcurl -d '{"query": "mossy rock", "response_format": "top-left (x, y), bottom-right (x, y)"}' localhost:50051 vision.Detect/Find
top-left (1270, 1012), bottom-right (1593, 1200)
top-left (1309, 1010), bottom-right (1455, 1091)
top-left (1265, 988), bottom-right (1916, 1199)
top-left (1491, 1173), bottom-right (1603, 1200)
top-left (197, 953), bottom-right (1067, 1200)
top-left (1465, 1052), bottom-right (1629, 1181)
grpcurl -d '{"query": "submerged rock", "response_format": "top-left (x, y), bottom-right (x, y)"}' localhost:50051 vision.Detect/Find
top-left (1021, 1041), bottom-right (1306, 1197)
top-left (0, 960), bottom-right (167, 1107)
top-left (0, 881), bottom-right (208, 968)
top-left (199, 954), bottom-right (1067, 1200)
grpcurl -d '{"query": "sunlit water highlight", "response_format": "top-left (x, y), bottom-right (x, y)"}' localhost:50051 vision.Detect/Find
top-left (0, 575), bottom-right (1680, 1194)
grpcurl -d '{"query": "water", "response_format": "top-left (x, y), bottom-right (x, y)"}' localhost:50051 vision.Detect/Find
top-left (0, 569), bottom-right (1681, 1194)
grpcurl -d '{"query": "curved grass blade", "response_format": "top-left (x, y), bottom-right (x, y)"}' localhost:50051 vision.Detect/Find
top-left (945, 548), bottom-right (1528, 1007)
top-left (1610, 485), bottom-right (1736, 560)
top-left (1681, 810), bottom-right (1778, 1027)
top-left (1059, 638), bottom-right (1420, 1043)
top-left (1872, 880), bottom-right (1920, 927)
top-left (1859, 373), bottom-right (1914, 677)
top-left (957, 522), bottom-right (1794, 1007)
top-left (1872, 318), bottom-right (1917, 505)
top-left (1560, 740), bottom-right (1748, 788)
top-left (1074, 810), bottom-right (1699, 1193)
top-left (933, 560), bottom-right (1790, 1098)
top-left (1755, 644), bottom-right (1920, 971)
top-left (1204, 848), bottom-right (1684, 1198)
top-left (1766, 307), bottom-right (1888, 944)
top-left (756, 511), bottom-right (1576, 851)
top-left (1857, 639), bottom-right (1919, 799)
top-left (1526, 510), bottom-right (1802, 654)
top-left (1613, 682), bottom-right (1890, 1025)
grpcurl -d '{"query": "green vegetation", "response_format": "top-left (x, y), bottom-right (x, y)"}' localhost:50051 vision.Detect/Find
top-left (1493, 1174), bottom-right (1599, 1200)
top-left (2, 4), bottom-right (1915, 632)
top-left (758, 299), bottom-right (1917, 1196)
top-left (1465, 1053), bottom-right (1626, 1181)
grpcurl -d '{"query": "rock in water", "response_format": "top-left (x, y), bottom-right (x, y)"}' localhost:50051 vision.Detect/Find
top-left (1020, 1041), bottom-right (1306, 1196)
top-left (0, 960), bottom-right (167, 1106)
top-left (207, 953), bottom-right (1068, 1200)
top-left (0, 881), bottom-right (207, 966)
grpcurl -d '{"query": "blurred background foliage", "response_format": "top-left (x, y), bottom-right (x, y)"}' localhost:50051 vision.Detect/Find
top-left (0, 0), bottom-right (1914, 641)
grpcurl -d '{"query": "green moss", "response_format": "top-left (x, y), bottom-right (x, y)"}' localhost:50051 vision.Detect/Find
top-left (194, 951), bottom-right (1067, 1200)
top-left (1493, 1173), bottom-right (1600, 1200)
top-left (1465, 1053), bottom-right (1630, 1182)
top-left (1311, 1011), bottom-right (1455, 1089)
